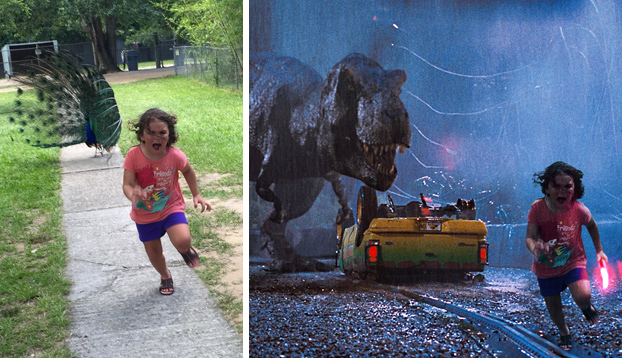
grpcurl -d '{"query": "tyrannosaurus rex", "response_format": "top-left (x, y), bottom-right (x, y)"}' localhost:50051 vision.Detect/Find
top-left (250, 53), bottom-right (412, 272)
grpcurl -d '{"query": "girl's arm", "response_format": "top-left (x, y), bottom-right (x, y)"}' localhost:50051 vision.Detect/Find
top-left (586, 217), bottom-right (608, 264)
top-left (525, 222), bottom-right (547, 258)
top-left (123, 169), bottom-right (148, 206)
top-left (181, 162), bottom-right (211, 213)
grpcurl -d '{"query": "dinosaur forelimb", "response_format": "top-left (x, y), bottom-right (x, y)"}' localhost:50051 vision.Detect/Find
top-left (324, 171), bottom-right (353, 225)
top-left (255, 179), bottom-right (286, 223)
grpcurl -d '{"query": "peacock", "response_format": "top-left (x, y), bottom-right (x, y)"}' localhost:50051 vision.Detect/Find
top-left (5, 49), bottom-right (122, 153)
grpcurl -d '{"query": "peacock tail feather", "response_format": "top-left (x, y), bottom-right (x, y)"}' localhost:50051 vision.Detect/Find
top-left (5, 50), bottom-right (122, 151)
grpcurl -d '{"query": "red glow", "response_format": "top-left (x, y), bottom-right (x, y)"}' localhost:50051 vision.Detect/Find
top-left (421, 196), bottom-right (432, 216)
top-left (368, 246), bottom-right (378, 263)
top-left (480, 247), bottom-right (487, 264)
top-left (373, 15), bottom-right (377, 21)
top-left (600, 259), bottom-right (609, 290)
top-left (440, 136), bottom-right (460, 171)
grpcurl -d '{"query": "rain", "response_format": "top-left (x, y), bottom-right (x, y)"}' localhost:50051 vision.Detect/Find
top-left (250, 0), bottom-right (622, 273)
top-left (250, 1), bottom-right (622, 355)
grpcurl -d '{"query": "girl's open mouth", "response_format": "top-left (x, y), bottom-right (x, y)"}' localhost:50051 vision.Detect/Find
top-left (557, 197), bottom-right (567, 204)
top-left (153, 143), bottom-right (162, 150)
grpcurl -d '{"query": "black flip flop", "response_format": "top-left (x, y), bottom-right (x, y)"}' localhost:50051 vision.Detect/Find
top-left (559, 335), bottom-right (572, 351)
top-left (180, 246), bottom-right (200, 268)
top-left (159, 270), bottom-right (174, 295)
top-left (582, 304), bottom-right (599, 325)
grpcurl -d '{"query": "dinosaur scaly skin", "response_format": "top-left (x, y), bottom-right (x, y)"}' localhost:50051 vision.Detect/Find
top-left (250, 53), bottom-right (411, 272)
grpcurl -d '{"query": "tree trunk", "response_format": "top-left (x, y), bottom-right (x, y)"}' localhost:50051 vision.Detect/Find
top-left (154, 33), bottom-right (160, 69)
top-left (80, 14), bottom-right (120, 73)
top-left (104, 15), bottom-right (118, 70)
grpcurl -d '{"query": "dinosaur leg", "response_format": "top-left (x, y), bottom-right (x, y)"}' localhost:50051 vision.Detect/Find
top-left (261, 217), bottom-right (332, 272)
top-left (258, 178), bottom-right (333, 272)
top-left (324, 171), bottom-right (353, 225)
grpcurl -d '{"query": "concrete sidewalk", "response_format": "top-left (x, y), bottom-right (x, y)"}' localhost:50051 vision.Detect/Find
top-left (61, 144), bottom-right (242, 357)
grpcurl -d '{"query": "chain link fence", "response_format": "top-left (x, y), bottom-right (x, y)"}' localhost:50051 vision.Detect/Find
top-left (173, 46), bottom-right (242, 90)
top-left (3, 41), bottom-right (243, 91)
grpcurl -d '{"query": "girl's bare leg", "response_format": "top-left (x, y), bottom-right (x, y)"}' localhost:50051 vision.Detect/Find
top-left (166, 223), bottom-right (199, 267)
top-left (143, 239), bottom-right (172, 282)
top-left (544, 294), bottom-right (570, 336)
top-left (568, 279), bottom-right (599, 324)
top-left (568, 279), bottom-right (592, 309)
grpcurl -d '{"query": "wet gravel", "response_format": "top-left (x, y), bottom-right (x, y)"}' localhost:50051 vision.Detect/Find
top-left (249, 263), bottom-right (622, 357)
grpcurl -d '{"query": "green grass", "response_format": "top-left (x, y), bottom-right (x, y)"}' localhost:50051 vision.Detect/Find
top-left (188, 207), bottom-right (243, 333)
top-left (137, 60), bottom-right (175, 69)
top-left (0, 92), bottom-right (72, 357)
top-left (0, 75), bottom-right (243, 356)
top-left (188, 208), bottom-right (241, 255)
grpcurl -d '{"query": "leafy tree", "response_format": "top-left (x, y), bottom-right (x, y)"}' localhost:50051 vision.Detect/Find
top-left (155, 0), bottom-right (242, 69)
top-left (0, 0), bottom-right (30, 42)
top-left (60, 0), bottom-right (169, 73)
top-left (1, 0), bottom-right (175, 74)
top-left (1, 0), bottom-right (92, 45)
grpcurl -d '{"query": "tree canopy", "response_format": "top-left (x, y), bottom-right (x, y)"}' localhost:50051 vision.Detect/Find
top-left (59, 0), bottom-right (173, 72)
top-left (1, 0), bottom-right (242, 73)
top-left (155, 0), bottom-right (242, 68)
top-left (0, 0), bottom-right (89, 44)
top-left (0, 0), bottom-right (30, 41)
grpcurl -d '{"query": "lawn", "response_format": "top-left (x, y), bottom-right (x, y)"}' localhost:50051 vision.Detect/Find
top-left (0, 75), bottom-right (242, 357)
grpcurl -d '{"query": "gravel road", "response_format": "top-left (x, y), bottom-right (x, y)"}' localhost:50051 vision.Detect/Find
top-left (250, 264), bottom-right (622, 357)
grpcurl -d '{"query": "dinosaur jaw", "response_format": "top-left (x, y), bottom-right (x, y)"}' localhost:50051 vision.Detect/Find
top-left (339, 141), bottom-right (407, 191)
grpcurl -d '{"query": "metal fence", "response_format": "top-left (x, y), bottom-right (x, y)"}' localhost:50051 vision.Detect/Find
top-left (2, 39), bottom-right (178, 77)
top-left (173, 46), bottom-right (242, 90)
top-left (60, 40), bottom-right (177, 69)
top-left (2, 41), bottom-right (243, 90)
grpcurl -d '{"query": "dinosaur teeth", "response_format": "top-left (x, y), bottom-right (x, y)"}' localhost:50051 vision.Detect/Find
top-left (398, 144), bottom-right (406, 154)
top-left (359, 142), bottom-right (400, 176)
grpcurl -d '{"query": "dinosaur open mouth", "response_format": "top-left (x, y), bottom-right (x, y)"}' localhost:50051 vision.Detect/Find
top-left (358, 142), bottom-right (407, 176)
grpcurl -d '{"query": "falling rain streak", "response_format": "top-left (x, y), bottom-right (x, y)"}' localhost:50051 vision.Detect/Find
top-left (251, 0), bottom-right (622, 270)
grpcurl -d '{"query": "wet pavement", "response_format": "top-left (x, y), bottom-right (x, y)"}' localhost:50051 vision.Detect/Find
top-left (249, 262), bottom-right (622, 357)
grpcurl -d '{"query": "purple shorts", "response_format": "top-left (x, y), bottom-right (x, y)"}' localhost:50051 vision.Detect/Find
top-left (537, 267), bottom-right (589, 297)
top-left (135, 212), bottom-right (188, 242)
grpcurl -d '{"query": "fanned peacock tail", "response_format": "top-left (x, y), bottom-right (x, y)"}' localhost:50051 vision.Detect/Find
top-left (5, 50), bottom-right (122, 151)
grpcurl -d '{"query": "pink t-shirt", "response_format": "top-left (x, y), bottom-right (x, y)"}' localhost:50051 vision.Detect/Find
top-left (123, 146), bottom-right (188, 224)
top-left (527, 198), bottom-right (591, 279)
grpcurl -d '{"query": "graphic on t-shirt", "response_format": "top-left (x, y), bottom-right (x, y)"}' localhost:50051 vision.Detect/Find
top-left (537, 231), bottom-right (574, 268)
top-left (135, 164), bottom-right (172, 213)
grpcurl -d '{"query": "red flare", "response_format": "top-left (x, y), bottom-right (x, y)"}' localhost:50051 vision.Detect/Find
top-left (600, 259), bottom-right (609, 290)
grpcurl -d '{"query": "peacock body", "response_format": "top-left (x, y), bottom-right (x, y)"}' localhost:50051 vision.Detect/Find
top-left (6, 50), bottom-right (122, 152)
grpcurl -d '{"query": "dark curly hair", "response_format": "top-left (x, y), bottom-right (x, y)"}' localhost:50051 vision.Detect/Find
top-left (533, 161), bottom-right (585, 200)
top-left (129, 108), bottom-right (179, 146)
